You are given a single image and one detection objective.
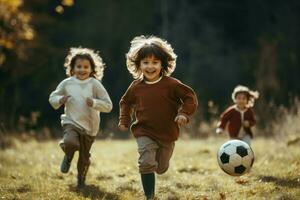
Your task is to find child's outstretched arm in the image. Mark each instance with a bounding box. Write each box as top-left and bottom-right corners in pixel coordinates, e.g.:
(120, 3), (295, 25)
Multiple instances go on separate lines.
(175, 115), (189, 126)
(217, 107), (233, 132)
(216, 127), (224, 134)
(88, 81), (113, 113)
(49, 81), (67, 109)
(118, 84), (135, 131)
(174, 81), (198, 124)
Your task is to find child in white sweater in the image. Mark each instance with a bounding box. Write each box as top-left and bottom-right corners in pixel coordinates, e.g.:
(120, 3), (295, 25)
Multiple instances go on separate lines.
(49, 47), (112, 188)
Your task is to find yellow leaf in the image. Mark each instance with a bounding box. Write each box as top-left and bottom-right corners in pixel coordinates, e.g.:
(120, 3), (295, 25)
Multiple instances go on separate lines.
(61, 0), (74, 7)
(55, 5), (64, 14)
(0, 0), (22, 11)
(0, 39), (14, 49)
(0, 54), (6, 65)
(24, 29), (34, 40)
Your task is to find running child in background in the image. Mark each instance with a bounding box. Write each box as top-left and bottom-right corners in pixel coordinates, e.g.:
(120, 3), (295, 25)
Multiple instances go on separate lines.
(216, 85), (259, 145)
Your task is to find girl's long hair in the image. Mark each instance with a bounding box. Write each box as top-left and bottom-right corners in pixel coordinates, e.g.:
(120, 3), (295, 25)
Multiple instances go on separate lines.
(64, 47), (105, 81)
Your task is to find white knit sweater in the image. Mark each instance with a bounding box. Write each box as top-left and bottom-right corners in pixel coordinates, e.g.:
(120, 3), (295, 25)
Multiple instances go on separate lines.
(49, 77), (112, 136)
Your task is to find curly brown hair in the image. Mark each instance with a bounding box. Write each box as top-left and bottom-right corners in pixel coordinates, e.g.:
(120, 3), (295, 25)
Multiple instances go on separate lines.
(126, 35), (177, 79)
(64, 47), (105, 80)
(231, 85), (259, 107)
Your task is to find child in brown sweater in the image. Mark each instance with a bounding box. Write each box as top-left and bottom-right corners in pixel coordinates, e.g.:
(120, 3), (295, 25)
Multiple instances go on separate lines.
(216, 85), (259, 145)
(118, 35), (198, 199)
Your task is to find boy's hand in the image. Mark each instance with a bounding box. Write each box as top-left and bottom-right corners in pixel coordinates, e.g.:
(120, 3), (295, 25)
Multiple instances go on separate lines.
(86, 97), (93, 107)
(175, 115), (188, 126)
(216, 128), (224, 134)
(118, 124), (128, 131)
(59, 95), (71, 104)
(243, 120), (250, 127)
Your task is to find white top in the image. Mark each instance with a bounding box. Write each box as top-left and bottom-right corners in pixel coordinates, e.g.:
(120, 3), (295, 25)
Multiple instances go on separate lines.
(144, 76), (163, 84)
(49, 77), (113, 136)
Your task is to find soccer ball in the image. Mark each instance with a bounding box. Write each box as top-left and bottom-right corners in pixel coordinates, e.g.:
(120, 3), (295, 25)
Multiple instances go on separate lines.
(217, 140), (254, 176)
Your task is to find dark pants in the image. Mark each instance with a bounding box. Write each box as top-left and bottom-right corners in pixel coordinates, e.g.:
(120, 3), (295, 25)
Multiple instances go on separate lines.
(59, 124), (95, 177)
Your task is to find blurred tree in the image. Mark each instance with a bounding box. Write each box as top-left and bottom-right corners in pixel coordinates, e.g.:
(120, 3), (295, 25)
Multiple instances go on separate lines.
(1, 0), (158, 133)
(0, 0), (34, 66)
(0, 0), (35, 128)
(0, 0), (300, 135)
(164, 0), (300, 124)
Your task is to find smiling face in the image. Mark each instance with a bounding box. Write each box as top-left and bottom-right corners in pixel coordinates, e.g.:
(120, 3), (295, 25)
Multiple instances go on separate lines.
(73, 58), (92, 80)
(235, 92), (249, 109)
(140, 55), (162, 82)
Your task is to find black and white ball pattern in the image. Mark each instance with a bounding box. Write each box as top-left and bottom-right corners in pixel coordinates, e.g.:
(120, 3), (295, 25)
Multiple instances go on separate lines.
(217, 140), (254, 176)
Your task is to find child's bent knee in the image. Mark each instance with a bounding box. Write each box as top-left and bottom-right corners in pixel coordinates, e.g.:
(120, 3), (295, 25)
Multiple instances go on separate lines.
(156, 165), (169, 174)
(63, 140), (80, 151)
(139, 161), (157, 174)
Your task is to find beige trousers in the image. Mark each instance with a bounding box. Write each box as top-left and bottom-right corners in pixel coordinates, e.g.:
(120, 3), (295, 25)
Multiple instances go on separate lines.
(59, 124), (95, 177)
(136, 136), (175, 174)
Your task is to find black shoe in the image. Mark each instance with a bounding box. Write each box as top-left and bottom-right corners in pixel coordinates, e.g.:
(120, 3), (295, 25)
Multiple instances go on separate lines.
(77, 175), (86, 188)
(60, 155), (72, 173)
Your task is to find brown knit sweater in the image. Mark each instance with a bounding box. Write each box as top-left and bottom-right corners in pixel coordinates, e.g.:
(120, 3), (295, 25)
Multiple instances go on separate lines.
(218, 105), (256, 138)
(119, 76), (198, 142)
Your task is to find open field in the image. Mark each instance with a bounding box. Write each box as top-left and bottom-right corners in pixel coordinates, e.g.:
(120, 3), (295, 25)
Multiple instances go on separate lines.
(0, 137), (299, 200)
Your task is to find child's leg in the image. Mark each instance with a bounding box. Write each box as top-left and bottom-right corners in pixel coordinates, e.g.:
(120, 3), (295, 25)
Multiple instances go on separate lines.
(137, 136), (159, 173)
(59, 125), (80, 173)
(77, 133), (95, 186)
(136, 136), (159, 199)
(141, 173), (155, 199)
(241, 134), (251, 146)
(155, 141), (175, 174)
(60, 124), (80, 157)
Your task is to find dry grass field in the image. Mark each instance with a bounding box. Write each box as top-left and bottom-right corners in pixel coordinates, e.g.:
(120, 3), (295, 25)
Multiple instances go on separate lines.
(0, 137), (299, 200)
